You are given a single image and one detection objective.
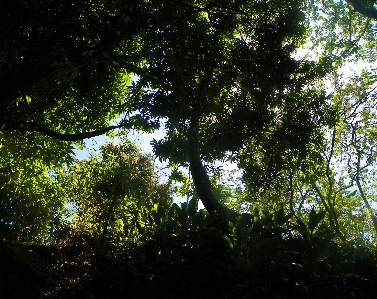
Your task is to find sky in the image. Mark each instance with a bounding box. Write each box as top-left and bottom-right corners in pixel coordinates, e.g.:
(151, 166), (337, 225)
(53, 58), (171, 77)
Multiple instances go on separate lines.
(73, 125), (165, 160)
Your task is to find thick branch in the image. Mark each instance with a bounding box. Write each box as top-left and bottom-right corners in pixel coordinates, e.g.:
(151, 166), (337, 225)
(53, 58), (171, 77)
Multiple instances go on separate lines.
(347, 0), (377, 19)
(0, 121), (125, 141)
(188, 104), (235, 217)
(109, 56), (181, 94)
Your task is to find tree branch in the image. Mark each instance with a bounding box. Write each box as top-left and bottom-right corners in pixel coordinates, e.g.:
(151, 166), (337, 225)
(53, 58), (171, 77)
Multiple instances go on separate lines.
(347, 0), (377, 19)
(354, 148), (377, 236)
(0, 121), (126, 141)
(312, 181), (345, 240)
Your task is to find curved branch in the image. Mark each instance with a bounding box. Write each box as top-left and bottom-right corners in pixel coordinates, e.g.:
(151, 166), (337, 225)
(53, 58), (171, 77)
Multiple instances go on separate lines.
(0, 121), (125, 141)
(188, 102), (235, 217)
(347, 0), (377, 19)
(187, 51), (235, 217)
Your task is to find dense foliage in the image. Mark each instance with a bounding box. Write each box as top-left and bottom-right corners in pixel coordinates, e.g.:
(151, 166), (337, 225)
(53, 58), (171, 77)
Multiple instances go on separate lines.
(1, 0), (377, 298)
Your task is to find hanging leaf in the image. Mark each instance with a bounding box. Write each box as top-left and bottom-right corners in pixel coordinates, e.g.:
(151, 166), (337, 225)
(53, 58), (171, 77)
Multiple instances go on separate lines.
(308, 209), (326, 232)
(236, 216), (249, 250)
(25, 95), (32, 104)
(274, 208), (285, 226)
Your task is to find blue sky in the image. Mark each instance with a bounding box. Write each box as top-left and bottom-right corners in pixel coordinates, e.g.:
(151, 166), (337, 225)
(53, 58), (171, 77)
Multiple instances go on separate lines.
(73, 124), (166, 160)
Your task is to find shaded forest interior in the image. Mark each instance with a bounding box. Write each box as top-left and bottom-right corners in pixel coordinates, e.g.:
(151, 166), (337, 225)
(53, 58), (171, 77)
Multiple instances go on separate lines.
(1, 0), (377, 298)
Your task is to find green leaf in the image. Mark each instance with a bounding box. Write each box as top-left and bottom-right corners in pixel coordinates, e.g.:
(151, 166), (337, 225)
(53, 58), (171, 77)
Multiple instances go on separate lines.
(253, 207), (260, 223)
(222, 233), (234, 249)
(236, 217), (249, 250)
(25, 95), (32, 104)
(315, 249), (330, 261)
(274, 208), (285, 226)
(308, 209), (326, 232)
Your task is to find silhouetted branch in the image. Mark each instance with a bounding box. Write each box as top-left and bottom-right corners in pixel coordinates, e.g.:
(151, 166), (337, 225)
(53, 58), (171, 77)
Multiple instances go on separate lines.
(0, 121), (125, 141)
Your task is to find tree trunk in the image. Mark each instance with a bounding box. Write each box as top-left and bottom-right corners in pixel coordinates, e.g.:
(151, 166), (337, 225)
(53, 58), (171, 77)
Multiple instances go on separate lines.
(188, 101), (235, 217)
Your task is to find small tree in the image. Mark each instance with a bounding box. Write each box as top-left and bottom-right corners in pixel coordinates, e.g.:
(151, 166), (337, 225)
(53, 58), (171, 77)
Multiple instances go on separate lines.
(59, 139), (172, 251)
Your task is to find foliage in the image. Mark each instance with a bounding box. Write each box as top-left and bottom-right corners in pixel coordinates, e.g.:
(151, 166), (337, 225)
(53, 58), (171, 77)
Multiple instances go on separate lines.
(55, 140), (172, 251)
(3, 203), (375, 299)
(131, 0), (326, 181)
(0, 171), (66, 243)
(1, 0), (377, 297)
(238, 0), (377, 243)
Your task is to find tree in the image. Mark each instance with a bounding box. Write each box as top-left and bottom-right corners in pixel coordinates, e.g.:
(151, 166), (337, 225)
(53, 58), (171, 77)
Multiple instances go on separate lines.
(241, 67), (377, 243)
(305, 0), (377, 65)
(2, 2), (377, 297)
(58, 140), (172, 250)
(0, 0), (143, 193)
(233, 0), (377, 243)
(327, 68), (377, 241)
(301, 0), (377, 240)
(127, 0), (326, 216)
(0, 164), (67, 243)
(0, 0), (136, 125)
(1, 0), (327, 220)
